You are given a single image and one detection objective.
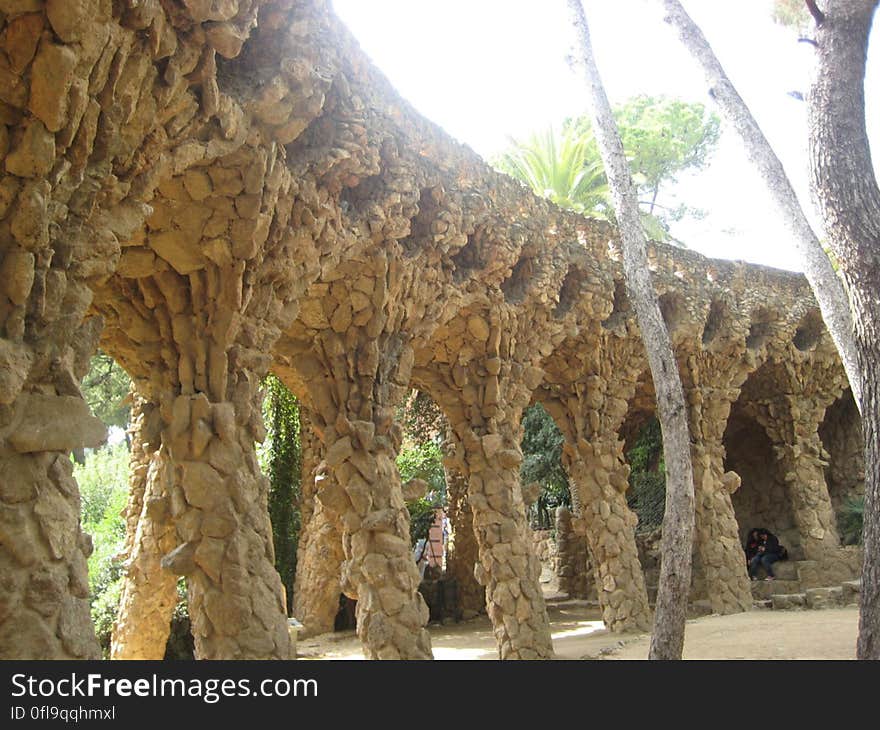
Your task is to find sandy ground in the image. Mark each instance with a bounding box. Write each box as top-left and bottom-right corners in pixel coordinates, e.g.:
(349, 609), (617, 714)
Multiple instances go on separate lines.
(297, 600), (860, 660)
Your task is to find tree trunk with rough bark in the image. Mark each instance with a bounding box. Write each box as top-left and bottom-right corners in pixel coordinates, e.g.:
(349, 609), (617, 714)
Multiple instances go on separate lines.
(806, 0), (880, 660)
(658, 0), (863, 414)
(566, 0), (696, 660)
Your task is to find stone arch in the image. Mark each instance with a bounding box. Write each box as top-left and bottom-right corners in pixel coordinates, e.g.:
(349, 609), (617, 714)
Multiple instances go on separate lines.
(745, 306), (776, 351)
(553, 264), (586, 320)
(399, 186), (443, 257)
(792, 308), (825, 352)
(501, 255), (535, 304)
(701, 297), (732, 349)
(451, 226), (491, 283)
(724, 402), (800, 554)
(657, 290), (687, 338)
(601, 278), (631, 332)
(726, 358), (842, 561)
(818, 388), (864, 531)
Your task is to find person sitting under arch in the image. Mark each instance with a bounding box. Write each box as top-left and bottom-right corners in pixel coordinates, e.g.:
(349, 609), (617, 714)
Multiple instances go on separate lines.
(748, 528), (783, 581)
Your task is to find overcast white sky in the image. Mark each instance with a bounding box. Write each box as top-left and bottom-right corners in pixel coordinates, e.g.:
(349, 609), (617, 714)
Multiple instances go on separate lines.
(332, 0), (878, 273)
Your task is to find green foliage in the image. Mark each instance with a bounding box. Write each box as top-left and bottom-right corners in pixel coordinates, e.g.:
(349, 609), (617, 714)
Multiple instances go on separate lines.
(400, 390), (446, 446)
(494, 125), (610, 217)
(90, 577), (123, 658)
(838, 496), (865, 546)
(625, 417), (667, 532)
(397, 440), (447, 546)
(262, 374), (302, 614)
(626, 417), (664, 474)
(74, 442), (130, 657)
(496, 96), (719, 243)
(406, 496), (443, 548)
(397, 440), (447, 496)
(627, 472), (667, 532)
(612, 95), (720, 209)
(520, 404), (570, 528)
(772, 0), (811, 32)
(82, 352), (133, 431)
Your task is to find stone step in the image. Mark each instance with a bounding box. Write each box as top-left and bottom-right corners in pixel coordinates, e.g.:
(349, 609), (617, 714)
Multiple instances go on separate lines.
(805, 586), (844, 610)
(750, 579), (801, 599)
(771, 561), (799, 581)
(841, 579), (861, 605)
(688, 599), (714, 618)
(771, 593), (807, 610)
(753, 599), (772, 610)
(747, 559), (798, 582)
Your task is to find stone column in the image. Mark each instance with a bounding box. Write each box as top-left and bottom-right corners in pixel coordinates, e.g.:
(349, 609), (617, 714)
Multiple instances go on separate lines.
(453, 420), (554, 659)
(98, 137), (319, 658)
(541, 368), (653, 633)
(287, 252), (433, 660)
(435, 325), (554, 659)
(292, 409), (343, 638)
(149, 383), (290, 659)
(441, 434), (484, 618)
(0, 387), (107, 659)
(111, 395), (179, 659)
(765, 396), (841, 560)
(561, 437), (653, 631)
(687, 379), (753, 614)
(555, 507), (593, 600)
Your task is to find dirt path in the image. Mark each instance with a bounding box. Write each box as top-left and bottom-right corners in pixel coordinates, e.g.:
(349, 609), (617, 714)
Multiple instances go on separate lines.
(297, 602), (860, 660)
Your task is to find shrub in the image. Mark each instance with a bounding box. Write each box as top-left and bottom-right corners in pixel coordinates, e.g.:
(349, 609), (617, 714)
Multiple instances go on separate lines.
(838, 496), (864, 546)
(627, 471), (667, 532)
(73, 442), (130, 657)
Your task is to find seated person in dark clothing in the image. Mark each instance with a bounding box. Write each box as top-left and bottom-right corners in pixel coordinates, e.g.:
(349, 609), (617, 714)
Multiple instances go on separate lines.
(748, 528), (782, 581)
(744, 528), (762, 565)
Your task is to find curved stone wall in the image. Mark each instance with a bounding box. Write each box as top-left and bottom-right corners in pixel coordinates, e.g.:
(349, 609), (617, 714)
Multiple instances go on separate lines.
(0, 0), (858, 660)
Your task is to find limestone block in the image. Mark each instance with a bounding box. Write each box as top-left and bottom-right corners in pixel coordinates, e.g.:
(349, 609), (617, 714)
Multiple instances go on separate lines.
(149, 230), (206, 275)
(402, 478), (428, 502)
(10, 394), (106, 452)
(46, 0), (107, 42)
(4, 12), (43, 73)
(28, 39), (77, 132)
(0, 338), (31, 405)
(5, 119), (55, 178)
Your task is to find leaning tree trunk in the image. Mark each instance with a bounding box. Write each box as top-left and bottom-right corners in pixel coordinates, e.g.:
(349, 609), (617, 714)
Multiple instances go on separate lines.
(566, 0), (696, 660)
(658, 0), (863, 414)
(806, 0), (880, 659)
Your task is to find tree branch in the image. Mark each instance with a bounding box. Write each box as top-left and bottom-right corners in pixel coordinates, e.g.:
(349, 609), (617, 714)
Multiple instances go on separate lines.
(658, 0), (863, 413)
(805, 0), (825, 26)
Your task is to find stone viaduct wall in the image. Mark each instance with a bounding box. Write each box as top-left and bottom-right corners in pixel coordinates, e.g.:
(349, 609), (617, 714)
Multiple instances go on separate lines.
(0, 0), (859, 660)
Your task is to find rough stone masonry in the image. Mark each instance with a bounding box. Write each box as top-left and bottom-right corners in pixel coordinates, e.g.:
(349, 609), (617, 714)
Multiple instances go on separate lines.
(0, 0), (861, 660)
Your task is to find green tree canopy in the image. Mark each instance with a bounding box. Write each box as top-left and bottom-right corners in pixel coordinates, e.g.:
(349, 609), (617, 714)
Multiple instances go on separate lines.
(519, 404), (570, 528)
(495, 95), (720, 242)
(82, 352), (132, 431)
(494, 125), (610, 216)
(261, 374), (302, 614)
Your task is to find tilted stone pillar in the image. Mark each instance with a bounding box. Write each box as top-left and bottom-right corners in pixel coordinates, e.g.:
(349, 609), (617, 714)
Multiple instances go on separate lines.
(685, 376), (753, 614)
(452, 420), (554, 659)
(154, 379), (291, 659)
(0, 385), (106, 659)
(111, 394), (179, 659)
(559, 435), (653, 631)
(292, 409), (344, 638)
(97, 137), (324, 658)
(540, 346), (652, 631)
(286, 253), (433, 660)
(433, 318), (554, 659)
(555, 507), (593, 600)
(758, 396), (841, 560)
(442, 433), (491, 618)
